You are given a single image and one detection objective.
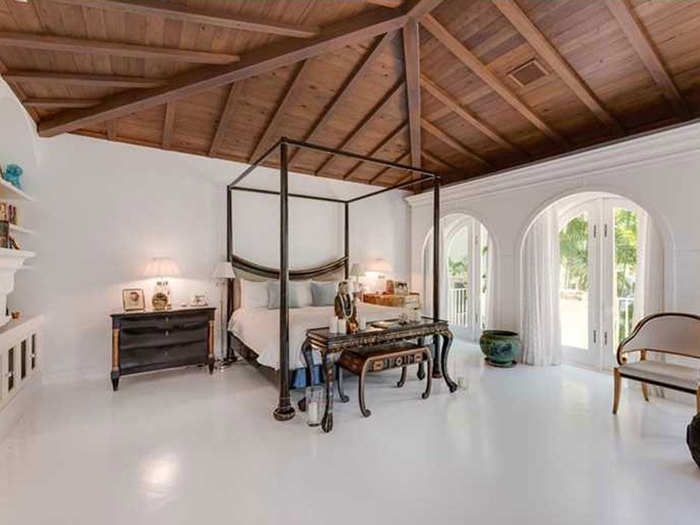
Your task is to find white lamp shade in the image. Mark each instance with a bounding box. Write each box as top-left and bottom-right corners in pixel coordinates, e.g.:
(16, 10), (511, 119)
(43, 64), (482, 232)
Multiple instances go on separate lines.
(368, 258), (392, 274)
(349, 263), (365, 277)
(213, 262), (236, 279)
(145, 257), (180, 278)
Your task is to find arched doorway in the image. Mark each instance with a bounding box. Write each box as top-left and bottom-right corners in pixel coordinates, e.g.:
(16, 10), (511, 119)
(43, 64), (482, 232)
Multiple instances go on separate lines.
(521, 191), (663, 368)
(422, 214), (491, 341)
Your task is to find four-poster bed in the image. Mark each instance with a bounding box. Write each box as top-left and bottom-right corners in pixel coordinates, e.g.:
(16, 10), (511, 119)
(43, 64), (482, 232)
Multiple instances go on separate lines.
(226, 137), (449, 425)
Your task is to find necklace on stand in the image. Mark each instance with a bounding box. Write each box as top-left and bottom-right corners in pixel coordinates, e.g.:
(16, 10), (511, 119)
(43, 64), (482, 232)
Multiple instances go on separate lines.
(339, 293), (352, 320)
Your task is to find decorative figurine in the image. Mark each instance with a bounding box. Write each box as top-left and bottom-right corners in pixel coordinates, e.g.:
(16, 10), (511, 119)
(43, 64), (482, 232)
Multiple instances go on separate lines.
(3, 164), (23, 190)
(334, 280), (358, 332)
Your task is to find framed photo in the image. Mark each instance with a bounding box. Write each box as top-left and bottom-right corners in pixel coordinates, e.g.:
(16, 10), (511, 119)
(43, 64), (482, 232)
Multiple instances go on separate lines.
(122, 288), (145, 312)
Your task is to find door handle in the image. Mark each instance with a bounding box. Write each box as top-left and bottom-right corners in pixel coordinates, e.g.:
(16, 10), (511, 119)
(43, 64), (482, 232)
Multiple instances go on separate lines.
(604, 331), (608, 346)
(593, 330), (597, 344)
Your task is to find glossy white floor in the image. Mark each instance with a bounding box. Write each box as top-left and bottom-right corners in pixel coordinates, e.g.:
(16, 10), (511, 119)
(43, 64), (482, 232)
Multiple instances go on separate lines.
(1, 341), (698, 524)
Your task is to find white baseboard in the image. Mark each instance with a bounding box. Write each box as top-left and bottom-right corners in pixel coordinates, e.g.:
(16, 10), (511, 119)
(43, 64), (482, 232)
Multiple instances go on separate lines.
(0, 372), (40, 443)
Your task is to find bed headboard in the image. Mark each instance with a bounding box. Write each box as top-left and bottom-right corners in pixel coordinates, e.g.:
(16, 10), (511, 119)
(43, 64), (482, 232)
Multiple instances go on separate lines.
(231, 255), (347, 311)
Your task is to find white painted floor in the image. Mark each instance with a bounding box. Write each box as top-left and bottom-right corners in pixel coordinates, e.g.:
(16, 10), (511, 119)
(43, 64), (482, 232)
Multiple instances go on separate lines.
(1, 341), (699, 524)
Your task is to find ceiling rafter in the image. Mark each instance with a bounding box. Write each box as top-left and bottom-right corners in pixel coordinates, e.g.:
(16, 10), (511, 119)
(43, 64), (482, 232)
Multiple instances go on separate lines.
(106, 120), (118, 141)
(249, 60), (314, 162)
(0, 32), (239, 64)
(343, 121), (408, 182)
(420, 73), (522, 155)
(421, 118), (491, 168)
(370, 152), (410, 184)
(288, 31), (398, 169)
(604, 0), (689, 119)
(49, 0), (321, 38)
(3, 70), (168, 89)
(313, 79), (405, 178)
(366, 1), (403, 8)
(420, 14), (568, 148)
(403, 18), (421, 168)
(0, 56), (38, 122)
(422, 149), (455, 171)
(162, 103), (176, 150)
(24, 98), (100, 109)
(493, 0), (623, 135)
(36, 7), (409, 138)
(209, 83), (243, 157)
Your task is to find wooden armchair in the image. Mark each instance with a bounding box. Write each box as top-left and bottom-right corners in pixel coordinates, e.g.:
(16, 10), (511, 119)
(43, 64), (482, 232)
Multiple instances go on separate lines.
(613, 312), (700, 414)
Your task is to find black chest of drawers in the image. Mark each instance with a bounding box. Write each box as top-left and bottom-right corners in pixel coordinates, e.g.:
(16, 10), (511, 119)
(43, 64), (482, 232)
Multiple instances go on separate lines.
(110, 307), (215, 390)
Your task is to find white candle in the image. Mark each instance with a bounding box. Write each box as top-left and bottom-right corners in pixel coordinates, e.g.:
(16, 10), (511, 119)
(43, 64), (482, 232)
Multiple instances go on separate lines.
(308, 401), (319, 425)
(328, 317), (338, 333)
(337, 318), (347, 334)
(359, 317), (367, 330)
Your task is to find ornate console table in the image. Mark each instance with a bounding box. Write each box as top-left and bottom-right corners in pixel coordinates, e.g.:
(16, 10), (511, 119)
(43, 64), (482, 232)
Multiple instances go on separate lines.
(300, 317), (455, 432)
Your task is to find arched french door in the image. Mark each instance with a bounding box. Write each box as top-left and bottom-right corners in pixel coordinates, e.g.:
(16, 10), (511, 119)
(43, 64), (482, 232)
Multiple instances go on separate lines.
(422, 215), (490, 341)
(558, 194), (655, 368)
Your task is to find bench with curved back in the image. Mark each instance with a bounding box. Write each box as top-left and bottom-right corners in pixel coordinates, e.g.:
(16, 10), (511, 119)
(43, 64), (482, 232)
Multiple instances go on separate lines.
(614, 312), (700, 414)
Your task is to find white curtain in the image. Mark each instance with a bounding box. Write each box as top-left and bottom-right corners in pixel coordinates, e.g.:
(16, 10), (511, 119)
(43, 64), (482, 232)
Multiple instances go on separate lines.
(521, 207), (562, 366)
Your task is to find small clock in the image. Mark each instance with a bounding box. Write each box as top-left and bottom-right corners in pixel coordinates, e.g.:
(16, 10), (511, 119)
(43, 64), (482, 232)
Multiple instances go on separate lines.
(152, 292), (169, 311)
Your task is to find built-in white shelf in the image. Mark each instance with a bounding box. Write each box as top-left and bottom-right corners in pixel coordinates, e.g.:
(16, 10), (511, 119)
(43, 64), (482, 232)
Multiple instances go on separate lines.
(0, 178), (33, 201)
(9, 224), (35, 236)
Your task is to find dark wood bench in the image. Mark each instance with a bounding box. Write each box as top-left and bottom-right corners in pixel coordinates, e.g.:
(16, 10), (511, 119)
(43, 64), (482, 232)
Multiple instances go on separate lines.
(338, 342), (432, 417)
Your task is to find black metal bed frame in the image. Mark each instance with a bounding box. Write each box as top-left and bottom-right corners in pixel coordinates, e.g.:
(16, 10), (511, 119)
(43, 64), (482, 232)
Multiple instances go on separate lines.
(226, 137), (441, 421)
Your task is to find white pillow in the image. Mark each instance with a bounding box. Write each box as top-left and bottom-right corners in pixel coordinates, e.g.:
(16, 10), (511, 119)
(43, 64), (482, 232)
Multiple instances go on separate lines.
(239, 279), (268, 309)
(295, 280), (313, 307)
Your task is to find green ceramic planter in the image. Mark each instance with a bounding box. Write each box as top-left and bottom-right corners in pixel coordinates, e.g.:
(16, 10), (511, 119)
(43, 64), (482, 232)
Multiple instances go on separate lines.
(479, 330), (522, 368)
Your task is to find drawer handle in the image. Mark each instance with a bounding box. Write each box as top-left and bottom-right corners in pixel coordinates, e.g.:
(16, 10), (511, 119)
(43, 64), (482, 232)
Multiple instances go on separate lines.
(165, 330), (170, 337)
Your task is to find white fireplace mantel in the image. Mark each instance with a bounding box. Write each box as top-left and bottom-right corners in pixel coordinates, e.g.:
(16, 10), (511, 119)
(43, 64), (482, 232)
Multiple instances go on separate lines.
(0, 248), (34, 327)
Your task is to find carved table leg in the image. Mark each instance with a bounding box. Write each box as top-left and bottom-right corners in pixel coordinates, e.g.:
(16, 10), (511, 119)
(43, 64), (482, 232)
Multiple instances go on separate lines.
(422, 350), (433, 400)
(111, 328), (120, 392)
(397, 366), (408, 388)
(417, 336), (426, 379)
(432, 334), (443, 379)
(440, 330), (458, 392)
(321, 351), (335, 433)
(358, 361), (371, 418)
(336, 363), (349, 402)
(298, 339), (313, 412)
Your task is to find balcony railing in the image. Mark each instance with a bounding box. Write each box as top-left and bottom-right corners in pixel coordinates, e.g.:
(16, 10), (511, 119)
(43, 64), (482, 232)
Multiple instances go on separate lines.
(448, 286), (469, 326)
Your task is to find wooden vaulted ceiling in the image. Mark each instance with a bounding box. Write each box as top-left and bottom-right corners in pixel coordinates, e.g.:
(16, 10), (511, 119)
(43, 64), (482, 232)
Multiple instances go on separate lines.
(1, 0), (699, 188)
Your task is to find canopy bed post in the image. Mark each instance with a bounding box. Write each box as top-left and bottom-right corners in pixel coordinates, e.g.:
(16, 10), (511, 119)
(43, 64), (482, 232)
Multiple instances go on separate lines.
(274, 139), (295, 421)
(344, 202), (350, 279)
(432, 177), (442, 378)
(226, 187), (234, 357)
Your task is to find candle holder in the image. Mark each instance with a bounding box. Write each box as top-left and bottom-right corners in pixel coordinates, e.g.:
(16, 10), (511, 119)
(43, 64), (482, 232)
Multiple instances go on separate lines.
(305, 385), (325, 427)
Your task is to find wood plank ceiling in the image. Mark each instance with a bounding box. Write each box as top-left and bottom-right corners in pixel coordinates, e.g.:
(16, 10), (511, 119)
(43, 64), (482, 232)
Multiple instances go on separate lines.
(1, 0), (699, 188)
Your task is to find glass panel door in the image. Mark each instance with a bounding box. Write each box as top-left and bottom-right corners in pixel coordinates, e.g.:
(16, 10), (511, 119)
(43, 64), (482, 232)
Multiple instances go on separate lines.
(559, 208), (597, 366)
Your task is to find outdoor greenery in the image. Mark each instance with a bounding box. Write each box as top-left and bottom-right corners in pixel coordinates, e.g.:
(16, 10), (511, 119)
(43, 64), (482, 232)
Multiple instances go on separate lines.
(559, 214), (589, 290)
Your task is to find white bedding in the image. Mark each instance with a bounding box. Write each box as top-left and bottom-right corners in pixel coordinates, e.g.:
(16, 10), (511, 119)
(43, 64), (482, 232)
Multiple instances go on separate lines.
(229, 303), (404, 369)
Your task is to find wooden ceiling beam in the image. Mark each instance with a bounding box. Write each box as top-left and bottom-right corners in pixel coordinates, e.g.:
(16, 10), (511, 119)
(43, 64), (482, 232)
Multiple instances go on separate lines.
(404, 0), (445, 19)
(403, 19), (421, 168)
(421, 118), (491, 168)
(250, 60), (313, 162)
(162, 103), (176, 150)
(3, 70), (167, 88)
(421, 14), (568, 148)
(0, 32), (239, 65)
(314, 80), (404, 178)
(367, 0), (403, 7)
(343, 121), (408, 181)
(49, 0), (320, 39)
(370, 152), (411, 184)
(289, 31), (397, 168)
(37, 7), (407, 138)
(209, 83), (243, 157)
(106, 120), (118, 141)
(24, 98), (101, 108)
(604, 0), (689, 119)
(420, 73), (522, 154)
(493, 0), (623, 135)
(0, 56), (38, 121)
(422, 149), (455, 171)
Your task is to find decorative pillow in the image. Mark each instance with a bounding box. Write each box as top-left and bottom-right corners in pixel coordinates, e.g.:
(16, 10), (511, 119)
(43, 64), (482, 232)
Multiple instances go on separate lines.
(239, 279), (269, 309)
(295, 280), (313, 307)
(311, 281), (338, 307)
(267, 281), (308, 309)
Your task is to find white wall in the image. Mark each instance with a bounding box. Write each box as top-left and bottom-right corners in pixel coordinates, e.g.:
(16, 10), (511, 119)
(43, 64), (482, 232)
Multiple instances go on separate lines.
(408, 120), (700, 331)
(0, 79), (410, 383)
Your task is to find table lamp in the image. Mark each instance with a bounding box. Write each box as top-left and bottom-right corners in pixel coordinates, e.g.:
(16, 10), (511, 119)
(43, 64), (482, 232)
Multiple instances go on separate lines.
(213, 261), (236, 368)
(145, 257), (179, 310)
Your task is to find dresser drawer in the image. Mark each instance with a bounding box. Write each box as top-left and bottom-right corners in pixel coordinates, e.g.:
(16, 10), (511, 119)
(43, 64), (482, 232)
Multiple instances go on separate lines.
(120, 341), (206, 373)
(120, 323), (208, 352)
(119, 312), (210, 331)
